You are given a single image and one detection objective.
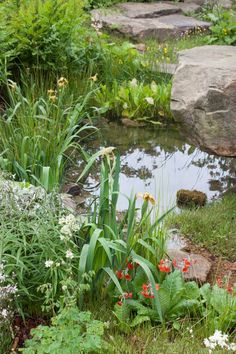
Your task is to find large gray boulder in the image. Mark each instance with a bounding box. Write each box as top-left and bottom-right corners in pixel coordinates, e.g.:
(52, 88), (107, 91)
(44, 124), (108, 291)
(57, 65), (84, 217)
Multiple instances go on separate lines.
(171, 45), (236, 157)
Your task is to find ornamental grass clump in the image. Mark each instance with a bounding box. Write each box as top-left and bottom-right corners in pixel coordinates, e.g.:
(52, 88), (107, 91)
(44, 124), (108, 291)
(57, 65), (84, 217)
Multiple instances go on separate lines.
(0, 77), (95, 191)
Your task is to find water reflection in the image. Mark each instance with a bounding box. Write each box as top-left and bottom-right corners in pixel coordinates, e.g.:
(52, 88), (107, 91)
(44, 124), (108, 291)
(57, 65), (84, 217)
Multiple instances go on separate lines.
(78, 121), (236, 211)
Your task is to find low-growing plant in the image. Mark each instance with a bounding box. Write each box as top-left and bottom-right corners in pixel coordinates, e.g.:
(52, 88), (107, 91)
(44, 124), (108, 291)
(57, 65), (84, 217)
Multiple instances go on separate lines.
(95, 79), (172, 123)
(21, 307), (108, 354)
(0, 76), (95, 191)
(202, 6), (236, 45)
(201, 282), (236, 333)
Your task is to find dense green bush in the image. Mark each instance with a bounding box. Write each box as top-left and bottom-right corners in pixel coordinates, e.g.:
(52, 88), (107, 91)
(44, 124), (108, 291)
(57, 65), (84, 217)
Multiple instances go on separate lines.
(0, 0), (98, 73)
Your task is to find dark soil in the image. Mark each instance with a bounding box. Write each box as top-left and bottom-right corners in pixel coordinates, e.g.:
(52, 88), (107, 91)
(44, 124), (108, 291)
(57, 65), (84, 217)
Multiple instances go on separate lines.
(183, 238), (236, 287)
(12, 316), (49, 353)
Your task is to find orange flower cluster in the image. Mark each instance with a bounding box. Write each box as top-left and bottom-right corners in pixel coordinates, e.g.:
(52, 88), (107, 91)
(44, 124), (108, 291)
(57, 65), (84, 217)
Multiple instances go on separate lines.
(117, 292), (133, 306)
(141, 283), (159, 299)
(158, 258), (193, 273)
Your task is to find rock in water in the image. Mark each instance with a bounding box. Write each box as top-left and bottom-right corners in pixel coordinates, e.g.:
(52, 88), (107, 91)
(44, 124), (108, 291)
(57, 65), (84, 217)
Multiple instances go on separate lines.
(177, 189), (207, 207)
(171, 45), (236, 157)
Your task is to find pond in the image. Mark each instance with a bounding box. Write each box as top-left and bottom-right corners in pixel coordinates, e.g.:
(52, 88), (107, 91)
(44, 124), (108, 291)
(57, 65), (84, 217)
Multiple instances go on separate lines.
(75, 121), (236, 212)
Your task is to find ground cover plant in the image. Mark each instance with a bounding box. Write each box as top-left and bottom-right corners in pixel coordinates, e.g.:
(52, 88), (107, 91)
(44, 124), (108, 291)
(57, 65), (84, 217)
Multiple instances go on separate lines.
(167, 195), (236, 262)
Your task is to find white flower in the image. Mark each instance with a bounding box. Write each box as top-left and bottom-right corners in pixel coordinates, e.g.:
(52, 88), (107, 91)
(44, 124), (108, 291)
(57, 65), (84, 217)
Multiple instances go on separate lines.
(60, 224), (72, 236)
(145, 97), (154, 105)
(129, 78), (138, 88)
(1, 309), (8, 318)
(62, 285), (67, 291)
(204, 330), (235, 353)
(123, 102), (128, 110)
(66, 250), (74, 259)
(45, 260), (54, 268)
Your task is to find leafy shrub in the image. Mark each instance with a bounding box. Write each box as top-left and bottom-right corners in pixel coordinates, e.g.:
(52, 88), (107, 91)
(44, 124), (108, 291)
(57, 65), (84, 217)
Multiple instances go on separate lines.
(0, 77), (95, 191)
(95, 79), (172, 123)
(203, 6), (236, 45)
(201, 283), (236, 333)
(0, 0), (89, 72)
(0, 182), (83, 314)
(21, 307), (107, 354)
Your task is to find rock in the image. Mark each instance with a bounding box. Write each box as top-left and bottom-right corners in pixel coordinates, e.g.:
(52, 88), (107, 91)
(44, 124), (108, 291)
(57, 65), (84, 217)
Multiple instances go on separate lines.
(93, 10), (210, 41)
(173, 2), (202, 14)
(60, 193), (77, 213)
(168, 249), (211, 283)
(117, 2), (181, 18)
(171, 45), (236, 157)
(121, 118), (146, 127)
(62, 183), (81, 196)
(176, 189), (207, 207)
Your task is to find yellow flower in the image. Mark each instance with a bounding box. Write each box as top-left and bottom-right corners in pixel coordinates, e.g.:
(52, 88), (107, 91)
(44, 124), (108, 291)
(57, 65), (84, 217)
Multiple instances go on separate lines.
(158, 111), (165, 117)
(57, 77), (68, 88)
(137, 192), (156, 205)
(89, 73), (98, 82)
(100, 146), (115, 157)
(47, 89), (55, 95)
(163, 47), (168, 55)
(49, 95), (57, 103)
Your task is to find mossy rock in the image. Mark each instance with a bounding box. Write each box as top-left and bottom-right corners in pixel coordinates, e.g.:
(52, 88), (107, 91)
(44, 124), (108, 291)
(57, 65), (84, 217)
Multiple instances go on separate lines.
(176, 189), (207, 208)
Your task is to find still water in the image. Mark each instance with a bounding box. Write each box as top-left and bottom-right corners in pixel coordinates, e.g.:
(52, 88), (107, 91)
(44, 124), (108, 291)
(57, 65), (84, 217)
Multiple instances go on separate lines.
(78, 121), (236, 211)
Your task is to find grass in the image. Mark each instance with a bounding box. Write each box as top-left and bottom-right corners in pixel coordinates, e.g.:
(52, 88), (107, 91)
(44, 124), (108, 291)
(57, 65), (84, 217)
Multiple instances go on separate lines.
(0, 73), (96, 191)
(92, 303), (236, 354)
(166, 195), (236, 262)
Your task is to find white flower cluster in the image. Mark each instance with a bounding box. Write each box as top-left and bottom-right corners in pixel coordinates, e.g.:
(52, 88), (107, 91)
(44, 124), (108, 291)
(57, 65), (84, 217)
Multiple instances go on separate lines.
(0, 263), (17, 323)
(59, 214), (79, 240)
(204, 330), (236, 353)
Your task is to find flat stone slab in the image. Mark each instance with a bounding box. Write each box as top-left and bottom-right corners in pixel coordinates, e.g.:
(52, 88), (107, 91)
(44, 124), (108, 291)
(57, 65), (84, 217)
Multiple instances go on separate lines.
(117, 2), (181, 18)
(172, 2), (202, 14)
(168, 249), (211, 283)
(92, 10), (210, 41)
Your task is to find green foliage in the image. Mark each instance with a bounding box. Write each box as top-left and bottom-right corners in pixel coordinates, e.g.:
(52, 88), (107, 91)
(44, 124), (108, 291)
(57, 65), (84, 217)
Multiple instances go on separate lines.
(167, 195), (236, 261)
(0, 76), (95, 191)
(0, 0), (92, 72)
(0, 185), (81, 314)
(86, 0), (155, 9)
(95, 79), (172, 123)
(203, 6), (236, 45)
(21, 307), (107, 354)
(201, 283), (236, 333)
(114, 270), (200, 328)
